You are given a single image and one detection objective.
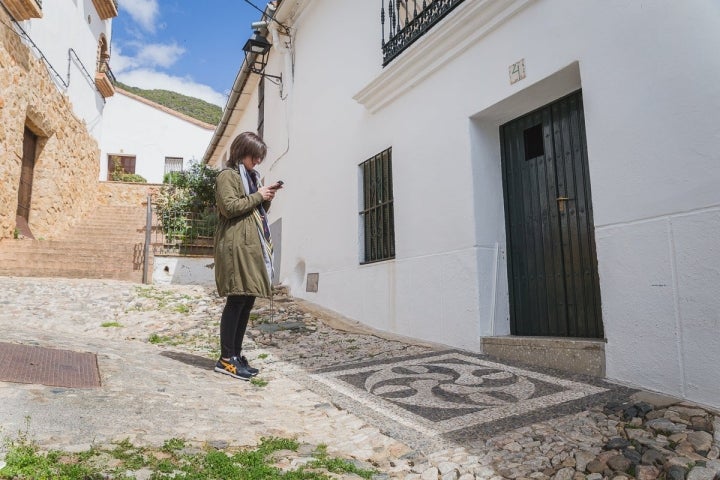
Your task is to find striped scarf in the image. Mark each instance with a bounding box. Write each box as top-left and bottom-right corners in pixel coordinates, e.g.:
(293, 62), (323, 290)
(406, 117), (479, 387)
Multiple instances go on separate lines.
(239, 166), (273, 282)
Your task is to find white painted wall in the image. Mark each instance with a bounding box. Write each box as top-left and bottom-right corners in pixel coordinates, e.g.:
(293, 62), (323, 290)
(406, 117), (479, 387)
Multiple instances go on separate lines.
(100, 91), (214, 183)
(153, 256), (215, 286)
(211, 0), (720, 408)
(19, 0), (111, 140)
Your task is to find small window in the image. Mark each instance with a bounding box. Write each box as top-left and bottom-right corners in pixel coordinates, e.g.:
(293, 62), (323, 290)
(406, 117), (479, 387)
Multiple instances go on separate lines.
(523, 124), (544, 160)
(107, 154), (136, 180)
(164, 157), (183, 175)
(359, 148), (395, 263)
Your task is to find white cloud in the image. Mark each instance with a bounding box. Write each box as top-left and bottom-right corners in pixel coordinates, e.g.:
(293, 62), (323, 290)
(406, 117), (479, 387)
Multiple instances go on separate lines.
(112, 42), (184, 70)
(119, 0), (159, 33)
(135, 43), (185, 68)
(111, 3), (226, 109)
(110, 45), (135, 73)
(115, 68), (227, 108)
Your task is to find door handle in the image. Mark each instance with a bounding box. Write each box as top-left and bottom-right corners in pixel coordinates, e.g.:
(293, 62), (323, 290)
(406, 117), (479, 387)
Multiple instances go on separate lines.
(556, 196), (572, 213)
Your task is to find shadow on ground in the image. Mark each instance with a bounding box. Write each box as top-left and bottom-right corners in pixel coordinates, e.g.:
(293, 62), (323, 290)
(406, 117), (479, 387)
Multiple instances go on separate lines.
(160, 350), (215, 370)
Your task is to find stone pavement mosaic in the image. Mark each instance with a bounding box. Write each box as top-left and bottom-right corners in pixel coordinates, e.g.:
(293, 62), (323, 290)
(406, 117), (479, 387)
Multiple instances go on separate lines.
(298, 350), (627, 452)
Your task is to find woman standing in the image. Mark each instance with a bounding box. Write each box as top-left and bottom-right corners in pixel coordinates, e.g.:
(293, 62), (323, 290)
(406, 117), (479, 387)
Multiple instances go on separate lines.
(213, 132), (282, 380)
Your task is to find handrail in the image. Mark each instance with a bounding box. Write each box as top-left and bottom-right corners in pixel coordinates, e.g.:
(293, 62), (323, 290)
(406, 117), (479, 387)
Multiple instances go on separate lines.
(0, 6), (110, 103)
(142, 195), (152, 284)
(0, 4), (66, 87)
(67, 48), (113, 102)
(67, 48), (95, 88)
(102, 61), (117, 84)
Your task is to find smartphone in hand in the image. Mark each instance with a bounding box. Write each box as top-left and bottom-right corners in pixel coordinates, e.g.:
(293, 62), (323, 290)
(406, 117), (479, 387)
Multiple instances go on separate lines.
(270, 180), (284, 190)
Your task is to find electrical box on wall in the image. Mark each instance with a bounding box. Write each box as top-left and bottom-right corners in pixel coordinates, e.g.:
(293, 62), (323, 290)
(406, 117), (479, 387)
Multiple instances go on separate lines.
(306, 273), (319, 292)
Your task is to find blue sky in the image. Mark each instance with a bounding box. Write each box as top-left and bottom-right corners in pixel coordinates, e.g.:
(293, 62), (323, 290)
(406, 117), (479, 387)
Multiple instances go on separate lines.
(112, 0), (264, 107)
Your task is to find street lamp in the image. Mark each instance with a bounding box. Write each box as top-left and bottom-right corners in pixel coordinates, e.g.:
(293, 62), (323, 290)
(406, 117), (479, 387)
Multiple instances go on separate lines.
(242, 29), (282, 82)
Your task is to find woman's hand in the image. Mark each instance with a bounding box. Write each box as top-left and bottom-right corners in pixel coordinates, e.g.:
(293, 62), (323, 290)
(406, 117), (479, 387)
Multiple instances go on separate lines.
(258, 186), (276, 201)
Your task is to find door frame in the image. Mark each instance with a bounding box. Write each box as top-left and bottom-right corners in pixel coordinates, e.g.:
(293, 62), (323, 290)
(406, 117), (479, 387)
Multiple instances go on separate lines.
(499, 90), (603, 338)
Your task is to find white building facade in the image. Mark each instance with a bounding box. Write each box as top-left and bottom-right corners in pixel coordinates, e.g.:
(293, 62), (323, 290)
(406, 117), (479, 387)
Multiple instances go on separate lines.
(205, 0), (720, 409)
(101, 88), (215, 183)
(6, 0), (116, 139)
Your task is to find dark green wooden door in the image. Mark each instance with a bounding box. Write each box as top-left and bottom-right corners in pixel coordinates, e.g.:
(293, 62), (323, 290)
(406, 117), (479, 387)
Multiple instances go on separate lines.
(500, 91), (603, 338)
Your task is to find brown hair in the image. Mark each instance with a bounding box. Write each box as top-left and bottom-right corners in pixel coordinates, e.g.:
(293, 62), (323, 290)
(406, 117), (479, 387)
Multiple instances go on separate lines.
(226, 132), (267, 169)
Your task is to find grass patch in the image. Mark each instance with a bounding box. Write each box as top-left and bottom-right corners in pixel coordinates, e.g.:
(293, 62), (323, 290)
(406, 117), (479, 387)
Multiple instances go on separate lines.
(257, 353), (269, 360)
(162, 438), (185, 452)
(149, 333), (168, 345)
(308, 443), (375, 479)
(0, 434), (375, 480)
(147, 333), (183, 346)
(101, 321), (123, 328)
(250, 377), (268, 387)
(174, 304), (191, 314)
(131, 286), (197, 313)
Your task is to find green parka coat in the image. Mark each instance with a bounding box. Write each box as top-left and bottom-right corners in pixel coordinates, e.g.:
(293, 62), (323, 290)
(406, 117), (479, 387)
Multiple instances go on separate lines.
(214, 168), (272, 298)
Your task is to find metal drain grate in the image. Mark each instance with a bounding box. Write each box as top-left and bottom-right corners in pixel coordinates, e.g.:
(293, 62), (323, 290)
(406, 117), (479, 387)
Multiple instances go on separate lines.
(0, 342), (101, 388)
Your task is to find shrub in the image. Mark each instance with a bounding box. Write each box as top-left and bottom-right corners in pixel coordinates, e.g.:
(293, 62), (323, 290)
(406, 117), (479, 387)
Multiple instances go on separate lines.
(116, 173), (147, 183)
(110, 158), (147, 183)
(155, 162), (219, 245)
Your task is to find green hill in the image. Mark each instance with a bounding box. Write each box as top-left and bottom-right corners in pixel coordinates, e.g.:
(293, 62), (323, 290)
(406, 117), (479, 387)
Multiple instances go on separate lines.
(116, 82), (222, 126)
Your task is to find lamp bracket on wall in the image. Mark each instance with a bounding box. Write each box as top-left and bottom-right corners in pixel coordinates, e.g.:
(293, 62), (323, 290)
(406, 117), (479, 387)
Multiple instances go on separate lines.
(242, 29), (283, 85)
(248, 63), (282, 83)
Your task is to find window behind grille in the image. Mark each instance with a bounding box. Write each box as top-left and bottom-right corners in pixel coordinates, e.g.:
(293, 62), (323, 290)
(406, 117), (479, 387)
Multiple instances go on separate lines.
(359, 148), (395, 263)
(164, 157), (183, 175)
(107, 154), (136, 180)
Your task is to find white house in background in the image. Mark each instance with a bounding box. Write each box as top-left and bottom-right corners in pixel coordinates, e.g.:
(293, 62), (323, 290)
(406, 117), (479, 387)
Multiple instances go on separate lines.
(204, 0), (720, 409)
(100, 87), (215, 183)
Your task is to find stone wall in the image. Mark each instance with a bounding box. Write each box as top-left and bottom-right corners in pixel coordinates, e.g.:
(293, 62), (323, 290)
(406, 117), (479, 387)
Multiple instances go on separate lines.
(0, 8), (100, 240)
(96, 181), (164, 208)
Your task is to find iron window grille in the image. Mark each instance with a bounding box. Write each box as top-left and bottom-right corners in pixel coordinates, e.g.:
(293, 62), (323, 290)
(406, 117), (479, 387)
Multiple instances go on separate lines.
(360, 148), (395, 263)
(107, 154), (135, 179)
(164, 157), (183, 175)
(381, 0), (466, 66)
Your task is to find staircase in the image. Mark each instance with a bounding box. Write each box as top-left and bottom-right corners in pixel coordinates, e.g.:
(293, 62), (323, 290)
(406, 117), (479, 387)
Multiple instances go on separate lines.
(0, 205), (149, 282)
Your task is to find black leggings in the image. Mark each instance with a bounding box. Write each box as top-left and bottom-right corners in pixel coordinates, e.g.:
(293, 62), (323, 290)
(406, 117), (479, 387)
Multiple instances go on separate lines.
(219, 295), (256, 359)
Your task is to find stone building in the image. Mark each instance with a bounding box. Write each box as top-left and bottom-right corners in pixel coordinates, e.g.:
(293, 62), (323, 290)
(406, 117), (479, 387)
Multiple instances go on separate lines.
(0, 0), (118, 240)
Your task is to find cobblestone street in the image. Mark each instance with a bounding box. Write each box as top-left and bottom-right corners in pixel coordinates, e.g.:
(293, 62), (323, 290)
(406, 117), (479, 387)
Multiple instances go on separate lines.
(0, 276), (718, 479)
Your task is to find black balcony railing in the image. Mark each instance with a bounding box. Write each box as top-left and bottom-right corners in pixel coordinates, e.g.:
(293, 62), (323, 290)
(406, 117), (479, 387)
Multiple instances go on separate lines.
(99, 60), (117, 84)
(381, 0), (466, 66)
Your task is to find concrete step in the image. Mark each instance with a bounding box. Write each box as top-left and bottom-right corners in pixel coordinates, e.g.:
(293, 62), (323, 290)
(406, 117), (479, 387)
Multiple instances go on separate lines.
(0, 240), (143, 253)
(0, 254), (142, 266)
(480, 336), (606, 377)
(0, 254), (146, 279)
(61, 234), (147, 243)
(0, 203), (176, 283)
(0, 267), (143, 282)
